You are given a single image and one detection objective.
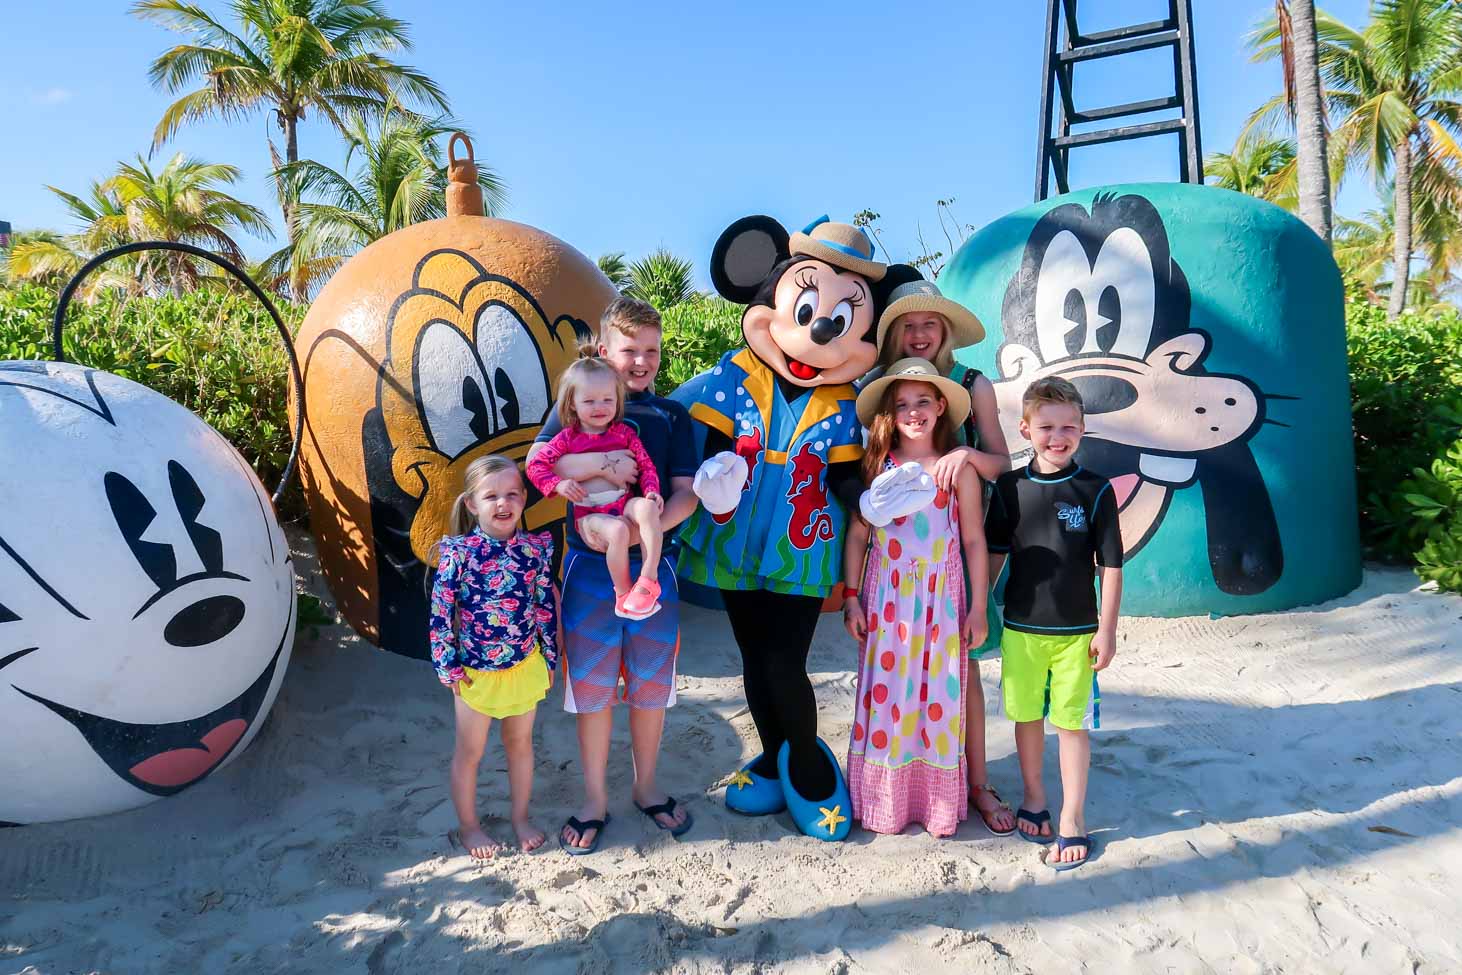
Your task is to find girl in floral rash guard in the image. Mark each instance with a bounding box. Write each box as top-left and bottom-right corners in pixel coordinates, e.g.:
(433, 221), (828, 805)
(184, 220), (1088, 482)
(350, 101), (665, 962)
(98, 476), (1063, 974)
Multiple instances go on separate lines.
(429, 455), (560, 859)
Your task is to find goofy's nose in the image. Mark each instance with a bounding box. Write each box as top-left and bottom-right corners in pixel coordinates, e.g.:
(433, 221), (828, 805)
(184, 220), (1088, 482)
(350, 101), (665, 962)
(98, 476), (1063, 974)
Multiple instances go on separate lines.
(1068, 375), (1137, 414)
(809, 316), (842, 345)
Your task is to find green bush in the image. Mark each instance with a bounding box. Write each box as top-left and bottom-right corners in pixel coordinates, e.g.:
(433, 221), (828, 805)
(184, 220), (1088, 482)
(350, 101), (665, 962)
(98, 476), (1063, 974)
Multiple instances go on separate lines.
(656, 295), (744, 395)
(0, 284), (308, 519)
(1345, 301), (1462, 563)
(1404, 437), (1462, 594)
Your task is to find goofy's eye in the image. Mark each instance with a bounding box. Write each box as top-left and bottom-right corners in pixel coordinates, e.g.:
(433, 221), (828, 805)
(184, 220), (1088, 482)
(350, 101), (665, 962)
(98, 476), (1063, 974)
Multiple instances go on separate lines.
(795, 287), (818, 326)
(829, 300), (855, 338)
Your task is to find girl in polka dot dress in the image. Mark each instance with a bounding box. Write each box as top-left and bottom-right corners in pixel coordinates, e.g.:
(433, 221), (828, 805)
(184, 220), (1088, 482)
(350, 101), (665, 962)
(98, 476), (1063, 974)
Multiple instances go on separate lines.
(841, 362), (989, 836)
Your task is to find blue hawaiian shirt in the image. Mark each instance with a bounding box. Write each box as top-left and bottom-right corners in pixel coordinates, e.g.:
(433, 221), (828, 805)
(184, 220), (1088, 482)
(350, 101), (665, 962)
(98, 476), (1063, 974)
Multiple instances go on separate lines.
(429, 528), (558, 685)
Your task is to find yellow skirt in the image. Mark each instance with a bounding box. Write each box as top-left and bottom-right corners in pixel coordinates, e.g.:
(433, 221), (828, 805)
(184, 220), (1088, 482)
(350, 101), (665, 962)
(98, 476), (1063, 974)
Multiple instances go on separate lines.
(459, 650), (551, 718)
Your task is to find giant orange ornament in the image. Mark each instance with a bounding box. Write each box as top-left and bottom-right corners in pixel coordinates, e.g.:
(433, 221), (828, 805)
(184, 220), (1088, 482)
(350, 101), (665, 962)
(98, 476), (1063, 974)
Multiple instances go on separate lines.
(291, 134), (615, 657)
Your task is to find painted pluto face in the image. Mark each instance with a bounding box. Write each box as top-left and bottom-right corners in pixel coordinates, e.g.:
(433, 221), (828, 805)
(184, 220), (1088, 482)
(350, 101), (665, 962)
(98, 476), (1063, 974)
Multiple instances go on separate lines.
(0, 361), (294, 824)
(361, 249), (590, 654)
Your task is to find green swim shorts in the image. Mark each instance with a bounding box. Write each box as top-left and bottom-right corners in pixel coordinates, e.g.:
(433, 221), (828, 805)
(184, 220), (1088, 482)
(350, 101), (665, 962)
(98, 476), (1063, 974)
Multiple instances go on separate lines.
(1000, 629), (1101, 731)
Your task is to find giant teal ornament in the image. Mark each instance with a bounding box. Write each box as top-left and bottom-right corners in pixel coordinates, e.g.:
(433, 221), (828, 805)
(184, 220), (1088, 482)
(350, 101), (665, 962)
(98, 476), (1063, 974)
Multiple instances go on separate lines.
(940, 183), (1360, 616)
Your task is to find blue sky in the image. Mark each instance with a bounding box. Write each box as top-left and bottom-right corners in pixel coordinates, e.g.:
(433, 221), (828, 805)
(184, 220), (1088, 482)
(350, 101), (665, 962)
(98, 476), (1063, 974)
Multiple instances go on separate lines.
(2, 1), (1376, 286)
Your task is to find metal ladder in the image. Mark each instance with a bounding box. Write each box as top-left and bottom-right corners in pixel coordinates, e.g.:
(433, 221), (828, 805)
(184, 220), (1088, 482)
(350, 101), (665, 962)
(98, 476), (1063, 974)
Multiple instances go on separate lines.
(1034, 0), (1203, 200)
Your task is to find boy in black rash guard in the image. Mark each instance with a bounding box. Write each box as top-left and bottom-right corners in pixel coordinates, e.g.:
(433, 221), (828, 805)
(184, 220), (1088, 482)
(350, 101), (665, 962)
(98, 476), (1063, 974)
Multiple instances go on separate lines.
(985, 376), (1123, 870)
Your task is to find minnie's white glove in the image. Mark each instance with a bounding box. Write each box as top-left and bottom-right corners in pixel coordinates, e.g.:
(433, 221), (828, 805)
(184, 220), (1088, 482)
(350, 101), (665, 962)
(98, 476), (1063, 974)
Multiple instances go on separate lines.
(858, 461), (936, 527)
(693, 451), (749, 516)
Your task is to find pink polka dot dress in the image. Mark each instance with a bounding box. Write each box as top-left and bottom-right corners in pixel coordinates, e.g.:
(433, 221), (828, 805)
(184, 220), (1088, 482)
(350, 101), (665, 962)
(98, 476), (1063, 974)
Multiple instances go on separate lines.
(847, 458), (968, 837)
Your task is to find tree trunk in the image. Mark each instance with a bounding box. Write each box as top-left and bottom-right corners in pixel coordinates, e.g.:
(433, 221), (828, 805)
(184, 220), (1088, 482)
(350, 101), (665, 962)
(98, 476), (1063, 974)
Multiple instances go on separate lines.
(1388, 135), (1413, 319)
(283, 111), (300, 246)
(1289, 0), (1332, 244)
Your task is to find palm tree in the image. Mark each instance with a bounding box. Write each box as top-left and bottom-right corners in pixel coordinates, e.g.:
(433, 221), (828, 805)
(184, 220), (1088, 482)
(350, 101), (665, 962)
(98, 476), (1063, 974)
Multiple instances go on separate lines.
(1334, 190), (1461, 308)
(1205, 135), (1299, 205)
(2, 230), (88, 290)
(1269, 0), (1335, 242)
(1248, 1), (1462, 317)
(626, 249), (696, 310)
(277, 109), (505, 296)
(597, 252), (632, 291)
(133, 0), (449, 257)
(109, 153), (273, 294)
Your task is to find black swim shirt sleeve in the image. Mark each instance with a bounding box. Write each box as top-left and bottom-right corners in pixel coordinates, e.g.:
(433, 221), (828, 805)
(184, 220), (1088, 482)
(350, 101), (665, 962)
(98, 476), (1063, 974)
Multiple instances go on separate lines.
(666, 400), (698, 478)
(1092, 480), (1124, 568)
(985, 477), (1012, 553)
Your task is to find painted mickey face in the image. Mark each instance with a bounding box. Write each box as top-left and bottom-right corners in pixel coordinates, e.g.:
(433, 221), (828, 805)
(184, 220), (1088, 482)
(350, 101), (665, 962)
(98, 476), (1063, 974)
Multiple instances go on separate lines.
(0, 362), (294, 824)
(743, 259), (879, 388)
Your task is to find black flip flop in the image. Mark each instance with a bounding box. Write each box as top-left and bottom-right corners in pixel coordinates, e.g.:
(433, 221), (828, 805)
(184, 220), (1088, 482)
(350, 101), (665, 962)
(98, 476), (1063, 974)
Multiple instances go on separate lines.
(558, 813), (611, 856)
(1015, 807), (1055, 844)
(635, 795), (693, 838)
(1048, 834), (1095, 871)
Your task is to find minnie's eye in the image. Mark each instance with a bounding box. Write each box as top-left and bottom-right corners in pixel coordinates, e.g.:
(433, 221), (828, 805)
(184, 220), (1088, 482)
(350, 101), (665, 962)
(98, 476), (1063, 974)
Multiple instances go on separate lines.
(830, 300), (855, 338)
(795, 287), (818, 326)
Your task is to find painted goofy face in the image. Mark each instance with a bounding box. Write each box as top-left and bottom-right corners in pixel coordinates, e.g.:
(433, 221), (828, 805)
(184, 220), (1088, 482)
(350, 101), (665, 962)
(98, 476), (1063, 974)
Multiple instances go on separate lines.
(742, 259), (878, 387)
(0, 362), (294, 824)
(994, 193), (1284, 595)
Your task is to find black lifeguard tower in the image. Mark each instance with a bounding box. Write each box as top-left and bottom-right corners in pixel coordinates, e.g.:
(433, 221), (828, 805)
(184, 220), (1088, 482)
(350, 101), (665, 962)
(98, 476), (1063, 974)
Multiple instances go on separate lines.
(1034, 0), (1203, 200)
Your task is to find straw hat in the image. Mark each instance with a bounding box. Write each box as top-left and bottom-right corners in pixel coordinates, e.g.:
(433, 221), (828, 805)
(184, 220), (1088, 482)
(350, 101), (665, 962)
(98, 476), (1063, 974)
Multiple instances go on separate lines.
(856, 357), (971, 427)
(876, 280), (985, 350)
(788, 216), (887, 281)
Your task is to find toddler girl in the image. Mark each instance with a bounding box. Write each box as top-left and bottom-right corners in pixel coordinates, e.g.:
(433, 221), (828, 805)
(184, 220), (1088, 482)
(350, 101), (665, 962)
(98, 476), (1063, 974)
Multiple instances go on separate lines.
(430, 455), (558, 858)
(527, 357), (665, 619)
(842, 358), (990, 837)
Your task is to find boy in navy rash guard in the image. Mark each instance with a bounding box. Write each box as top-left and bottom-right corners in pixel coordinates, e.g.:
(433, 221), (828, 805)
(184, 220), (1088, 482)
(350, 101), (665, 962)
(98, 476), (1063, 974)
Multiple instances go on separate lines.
(985, 375), (1123, 870)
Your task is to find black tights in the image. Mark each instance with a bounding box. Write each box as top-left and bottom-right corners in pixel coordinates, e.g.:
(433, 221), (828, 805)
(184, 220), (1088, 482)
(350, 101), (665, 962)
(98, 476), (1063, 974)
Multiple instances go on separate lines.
(721, 588), (836, 799)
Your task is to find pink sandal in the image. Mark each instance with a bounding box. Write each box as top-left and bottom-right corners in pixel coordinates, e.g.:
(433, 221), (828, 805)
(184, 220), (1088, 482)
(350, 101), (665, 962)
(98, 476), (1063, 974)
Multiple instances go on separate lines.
(617, 578), (662, 620)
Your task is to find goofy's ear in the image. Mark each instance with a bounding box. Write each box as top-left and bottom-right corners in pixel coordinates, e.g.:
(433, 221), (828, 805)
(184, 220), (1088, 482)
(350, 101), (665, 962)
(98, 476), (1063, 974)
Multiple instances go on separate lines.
(871, 263), (924, 314)
(711, 215), (790, 304)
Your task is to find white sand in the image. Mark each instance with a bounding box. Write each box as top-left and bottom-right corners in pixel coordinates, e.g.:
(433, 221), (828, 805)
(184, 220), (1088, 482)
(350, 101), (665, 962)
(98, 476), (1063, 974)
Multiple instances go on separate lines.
(4, 534), (1461, 974)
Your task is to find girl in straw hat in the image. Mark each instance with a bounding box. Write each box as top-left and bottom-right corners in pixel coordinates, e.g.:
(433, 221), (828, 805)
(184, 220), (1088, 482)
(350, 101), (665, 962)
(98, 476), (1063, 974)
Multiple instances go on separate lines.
(866, 281), (1017, 836)
(841, 359), (989, 836)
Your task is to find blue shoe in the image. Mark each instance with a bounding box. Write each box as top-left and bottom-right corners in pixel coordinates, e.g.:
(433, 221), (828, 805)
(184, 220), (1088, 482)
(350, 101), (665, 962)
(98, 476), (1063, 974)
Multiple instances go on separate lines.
(724, 755), (786, 815)
(776, 738), (852, 842)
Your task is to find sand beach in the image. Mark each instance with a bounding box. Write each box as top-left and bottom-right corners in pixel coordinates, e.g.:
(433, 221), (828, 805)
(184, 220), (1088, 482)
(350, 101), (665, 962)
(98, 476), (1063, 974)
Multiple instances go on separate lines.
(3, 534), (1460, 974)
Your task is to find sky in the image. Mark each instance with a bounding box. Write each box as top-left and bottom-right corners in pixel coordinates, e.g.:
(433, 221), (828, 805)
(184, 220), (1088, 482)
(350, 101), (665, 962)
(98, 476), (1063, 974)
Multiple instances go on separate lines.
(1, 0), (1377, 288)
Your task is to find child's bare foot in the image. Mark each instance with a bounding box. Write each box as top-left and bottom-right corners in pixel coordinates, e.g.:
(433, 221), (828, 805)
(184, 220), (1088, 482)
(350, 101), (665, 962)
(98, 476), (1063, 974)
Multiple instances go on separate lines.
(1047, 812), (1090, 865)
(513, 816), (546, 852)
(453, 823), (501, 860)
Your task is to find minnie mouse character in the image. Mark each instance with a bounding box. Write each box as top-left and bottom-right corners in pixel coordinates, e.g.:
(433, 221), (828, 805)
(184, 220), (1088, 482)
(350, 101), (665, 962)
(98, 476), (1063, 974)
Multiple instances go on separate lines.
(680, 215), (917, 840)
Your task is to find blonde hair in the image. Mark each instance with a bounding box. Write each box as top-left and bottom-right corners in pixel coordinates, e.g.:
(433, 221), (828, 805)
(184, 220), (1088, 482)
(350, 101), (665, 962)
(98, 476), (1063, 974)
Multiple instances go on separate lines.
(879, 312), (955, 375)
(1021, 375), (1084, 420)
(555, 356), (625, 429)
(448, 454), (522, 536)
(600, 296), (662, 342)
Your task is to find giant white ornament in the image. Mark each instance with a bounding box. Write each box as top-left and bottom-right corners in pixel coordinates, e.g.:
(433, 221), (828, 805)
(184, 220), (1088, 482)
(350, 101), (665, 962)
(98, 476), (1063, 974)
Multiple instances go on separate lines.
(0, 360), (295, 824)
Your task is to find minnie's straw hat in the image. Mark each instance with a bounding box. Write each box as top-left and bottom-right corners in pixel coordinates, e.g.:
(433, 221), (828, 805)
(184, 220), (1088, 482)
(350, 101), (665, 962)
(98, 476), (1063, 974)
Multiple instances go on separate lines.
(788, 216), (887, 281)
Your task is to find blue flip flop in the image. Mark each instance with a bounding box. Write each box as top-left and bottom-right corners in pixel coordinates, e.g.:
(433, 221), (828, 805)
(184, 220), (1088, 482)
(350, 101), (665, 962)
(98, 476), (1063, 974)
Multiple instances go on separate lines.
(635, 795), (693, 838)
(777, 738), (852, 842)
(558, 813), (611, 856)
(1049, 834), (1095, 871)
(1015, 807), (1055, 844)
(724, 755), (787, 816)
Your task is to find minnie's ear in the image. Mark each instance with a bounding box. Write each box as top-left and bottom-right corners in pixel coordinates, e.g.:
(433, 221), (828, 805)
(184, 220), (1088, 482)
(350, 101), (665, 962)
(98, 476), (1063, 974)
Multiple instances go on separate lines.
(871, 263), (924, 312)
(711, 215), (790, 304)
